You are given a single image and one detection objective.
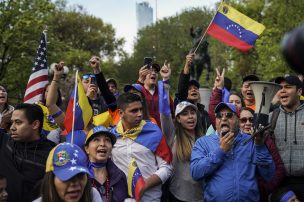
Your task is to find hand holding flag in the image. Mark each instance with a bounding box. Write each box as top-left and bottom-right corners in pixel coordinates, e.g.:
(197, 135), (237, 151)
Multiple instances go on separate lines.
(127, 158), (145, 202)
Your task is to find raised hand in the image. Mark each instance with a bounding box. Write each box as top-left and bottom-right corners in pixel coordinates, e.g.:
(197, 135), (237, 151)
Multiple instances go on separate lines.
(89, 56), (101, 73)
(53, 61), (65, 80)
(160, 61), (171, 81)
(184, 54), (194, 74)
(138, 65), (150, 83)
(219, 131), (235, 153)
(213, 68), (225, 90)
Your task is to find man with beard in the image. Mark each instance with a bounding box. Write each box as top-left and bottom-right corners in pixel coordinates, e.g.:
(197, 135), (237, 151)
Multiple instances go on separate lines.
(241, 74), (260, 110)
(190, 102), (274, 201)
(272, 75), (304, 199)
(175, 54), (211, 132)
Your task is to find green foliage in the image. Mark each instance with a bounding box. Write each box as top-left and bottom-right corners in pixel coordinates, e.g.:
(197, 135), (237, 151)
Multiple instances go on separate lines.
(0, 0), (124, 103)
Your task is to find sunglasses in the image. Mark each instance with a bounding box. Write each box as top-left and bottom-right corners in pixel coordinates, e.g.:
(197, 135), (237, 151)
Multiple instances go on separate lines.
(215, 112), (234, 119)
(82, 74), (95, 80)
(240, 117), (254, 124)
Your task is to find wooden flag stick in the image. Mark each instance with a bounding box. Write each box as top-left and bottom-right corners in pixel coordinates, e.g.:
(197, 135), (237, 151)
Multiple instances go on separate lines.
(193, 1), (223, 54)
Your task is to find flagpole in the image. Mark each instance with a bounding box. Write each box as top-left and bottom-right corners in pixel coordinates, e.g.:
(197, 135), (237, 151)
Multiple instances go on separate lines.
(43, 25), (48, 41)
(71, 70), (78, 144)
(193, 1), (223, 54)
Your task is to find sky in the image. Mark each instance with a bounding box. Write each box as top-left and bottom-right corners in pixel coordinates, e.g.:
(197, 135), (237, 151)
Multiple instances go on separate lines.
(68, 0), (218, 53)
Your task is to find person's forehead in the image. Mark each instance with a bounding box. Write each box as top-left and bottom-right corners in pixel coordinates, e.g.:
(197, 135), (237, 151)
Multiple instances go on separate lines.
(229, 94), (241, 100)
(219, 107), (232, 113)
(240, 110), (253, 117)
(280, 80), (295, 87)
(242, 81), (251, 86)
(126, 101), (142, 109)
(12, 110), (27, 120)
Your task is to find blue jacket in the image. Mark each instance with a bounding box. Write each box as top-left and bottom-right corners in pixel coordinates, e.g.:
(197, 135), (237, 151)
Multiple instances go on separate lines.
(190, 131), (275, 202)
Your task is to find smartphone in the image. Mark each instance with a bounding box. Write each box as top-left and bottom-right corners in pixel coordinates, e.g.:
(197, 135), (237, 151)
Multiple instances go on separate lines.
(144, 57), (153, 68)
(90, 76), (97, 85)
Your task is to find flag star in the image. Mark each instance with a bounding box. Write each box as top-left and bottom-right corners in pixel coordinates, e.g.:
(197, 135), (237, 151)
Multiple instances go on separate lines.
(75, 150), (79, 153)
(41, 40), (44, 43)
(37, 56), (41, 60)
(40, 52), (44, 56)
(43, 59), (46, 62)
(32, 67), (36, 71)
(73, 152), (78, 157)
(40, 64), (44, 67)
(34, 62), (38, 65)
(78, 168), (86, 171)
(43, 47), (46, 51)
(71, 159), (77, 165)
(69, 166), (76, 171)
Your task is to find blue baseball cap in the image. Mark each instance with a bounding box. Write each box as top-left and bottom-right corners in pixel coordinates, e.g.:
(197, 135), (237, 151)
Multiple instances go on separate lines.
(124, 84), (143, 93)
(215, 102), (239, 117)
(46, 142), (91, 181)
(85, 126), (116, 145)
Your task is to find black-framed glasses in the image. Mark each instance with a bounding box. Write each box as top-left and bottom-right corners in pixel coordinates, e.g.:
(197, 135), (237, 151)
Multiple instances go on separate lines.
(215, 112), (234, 119)
(82, 74), (95, 80)
(240, 117), (254, 124)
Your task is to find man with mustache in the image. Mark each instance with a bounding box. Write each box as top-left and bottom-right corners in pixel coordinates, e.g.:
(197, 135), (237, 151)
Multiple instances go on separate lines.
(190, 102), (274, 201)
(241, 74), (260, 111)
(272, 75), (304, 200)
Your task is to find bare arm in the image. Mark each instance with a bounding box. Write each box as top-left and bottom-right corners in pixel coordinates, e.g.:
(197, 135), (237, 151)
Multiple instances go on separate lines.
(46, 62), (65, 129)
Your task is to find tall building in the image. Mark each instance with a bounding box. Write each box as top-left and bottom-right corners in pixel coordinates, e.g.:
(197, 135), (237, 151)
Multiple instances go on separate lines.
(136, 1), (153, 31)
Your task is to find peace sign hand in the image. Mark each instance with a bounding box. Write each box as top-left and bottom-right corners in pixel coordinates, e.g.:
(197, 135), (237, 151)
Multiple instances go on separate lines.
(213, 67), (225, 90)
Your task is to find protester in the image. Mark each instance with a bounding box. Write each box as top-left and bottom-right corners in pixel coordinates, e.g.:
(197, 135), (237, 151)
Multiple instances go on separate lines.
(106, 78), (120, 99)
(190, 102), (275, 201)
(270, 187), (300, 202)
(239, 107), (285, 201)
(271, 75), (304, 199)
(137, 61), (175, 128)
(0, 175), (8, 202)
(35, 142), (102, 202)
(110, 93), (173, 201)
(168, 101), (204, 202)
(83, 56), (108, 115)
(175, 54), (210, 131)
(241, 74), (260, 110)
(84, 126), (128, 201)
(208, 68), (244, 128)
(0, 103), (55, 202)
(0, 86), (14, 129)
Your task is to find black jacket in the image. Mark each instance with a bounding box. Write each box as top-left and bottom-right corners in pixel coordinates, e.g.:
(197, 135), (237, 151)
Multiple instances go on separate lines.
(175, 71), (211, 131)
(0, 132), (55, 202)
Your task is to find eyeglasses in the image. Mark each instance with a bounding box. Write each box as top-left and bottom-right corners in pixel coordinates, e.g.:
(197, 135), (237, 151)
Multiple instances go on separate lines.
(240, 117), (254, 124)
(215, 112), (234, 119)
(82, 74), (95, 80)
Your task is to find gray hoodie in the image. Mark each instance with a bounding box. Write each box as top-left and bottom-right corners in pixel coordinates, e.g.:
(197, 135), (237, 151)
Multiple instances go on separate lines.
(270, 102), (304, 176)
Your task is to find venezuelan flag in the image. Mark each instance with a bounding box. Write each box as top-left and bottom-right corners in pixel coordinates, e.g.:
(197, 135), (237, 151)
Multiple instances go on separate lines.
(128, 158), (145, 202)
(64, 74), (93, 133)
(207, 3), (265, 52)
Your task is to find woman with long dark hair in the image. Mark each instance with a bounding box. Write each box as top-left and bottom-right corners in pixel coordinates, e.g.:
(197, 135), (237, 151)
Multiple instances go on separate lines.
(0, 86), (14, 131)
(168, 101), (204, 202)
(35, 143), (102, 202)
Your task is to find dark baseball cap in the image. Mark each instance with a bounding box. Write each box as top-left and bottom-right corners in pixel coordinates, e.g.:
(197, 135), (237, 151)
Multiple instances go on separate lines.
(214, 102), (240, 117)
(242, 74), (260, 83)
(275, 75), (303, 88)
(188, 80), (200, 88)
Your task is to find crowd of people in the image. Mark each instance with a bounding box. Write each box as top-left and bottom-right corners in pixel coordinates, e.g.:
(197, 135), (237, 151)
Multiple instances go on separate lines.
(0, 54), (303, 202)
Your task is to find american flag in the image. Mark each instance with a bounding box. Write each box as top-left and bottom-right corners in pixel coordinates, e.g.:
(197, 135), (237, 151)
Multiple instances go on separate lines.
(23, 32), (49, 103)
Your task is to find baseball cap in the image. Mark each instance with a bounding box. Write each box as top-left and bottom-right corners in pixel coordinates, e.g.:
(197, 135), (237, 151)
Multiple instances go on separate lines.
(85, 126), (116, 145)
(188, 80), (200, 88)
(275, 75), (303, 88)
(242, 74), (260, 83)
(124, 84), (143, 93)
(175, 101), (198, 117)
(215, 102), (239, 117)
(46, 143), (91, 181)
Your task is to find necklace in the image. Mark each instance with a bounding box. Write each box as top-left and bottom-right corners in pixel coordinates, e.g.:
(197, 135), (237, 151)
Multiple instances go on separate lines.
(105, 176), (110, 202)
